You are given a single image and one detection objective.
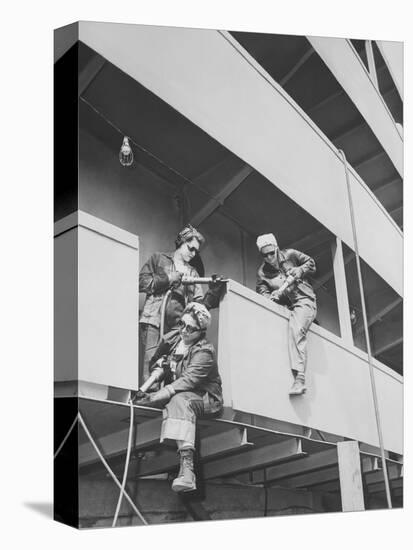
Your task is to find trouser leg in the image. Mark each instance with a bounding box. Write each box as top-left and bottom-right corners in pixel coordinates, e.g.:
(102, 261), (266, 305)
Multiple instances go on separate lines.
(161, 392), (205, 493)
(161, 392), (204, 448)
(288, 300), (317, 375)
(139, 323), (160, 383)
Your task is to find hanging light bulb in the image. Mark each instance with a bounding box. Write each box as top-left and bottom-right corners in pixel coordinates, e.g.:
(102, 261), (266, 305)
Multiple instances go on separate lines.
(119, 136), (134, 167)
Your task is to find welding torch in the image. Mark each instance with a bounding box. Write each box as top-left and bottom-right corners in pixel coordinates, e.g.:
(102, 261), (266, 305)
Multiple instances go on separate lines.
(181, 274), (228, 285)
(134, 356), (171, 400)
(270, 271), (301, 302)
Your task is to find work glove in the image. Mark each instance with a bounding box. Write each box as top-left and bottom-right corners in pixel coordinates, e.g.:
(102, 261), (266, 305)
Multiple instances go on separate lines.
(270, 290), (283, 303)
(168, 271), (183, 288)
(134, 385), (175, 407)
(286, 267), (303, 280)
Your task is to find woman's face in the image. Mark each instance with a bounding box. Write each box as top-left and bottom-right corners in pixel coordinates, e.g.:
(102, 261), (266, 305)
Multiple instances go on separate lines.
(178, 313), (202, 345)
(180, 238), (200, 263)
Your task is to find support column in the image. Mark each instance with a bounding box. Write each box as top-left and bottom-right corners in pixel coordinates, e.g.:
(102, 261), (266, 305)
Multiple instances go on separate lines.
(337, 441), (365, 512)
(331, 238), (353, 345)
(365, 40), (379, 88)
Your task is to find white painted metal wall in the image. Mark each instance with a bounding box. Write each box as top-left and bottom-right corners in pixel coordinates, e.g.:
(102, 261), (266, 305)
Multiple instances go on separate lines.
(54, 211), (140, 392)
(218, 280), (402, 455)
(78, 22), (403, 297)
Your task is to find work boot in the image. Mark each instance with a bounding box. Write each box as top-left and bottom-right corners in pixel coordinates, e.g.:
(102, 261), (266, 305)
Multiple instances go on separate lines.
(172, 448), (196, 493)
(289, 374), (306, 396)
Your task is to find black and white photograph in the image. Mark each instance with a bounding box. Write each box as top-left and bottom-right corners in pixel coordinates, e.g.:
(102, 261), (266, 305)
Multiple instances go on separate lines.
(52, 20), (404, 529)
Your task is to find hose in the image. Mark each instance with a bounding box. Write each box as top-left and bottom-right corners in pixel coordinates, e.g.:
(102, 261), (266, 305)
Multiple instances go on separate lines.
(78, 412), (148, 525)
(160, 289), (172, 339)
(112, 399), (135, 527)
(338, 149), (392, 509)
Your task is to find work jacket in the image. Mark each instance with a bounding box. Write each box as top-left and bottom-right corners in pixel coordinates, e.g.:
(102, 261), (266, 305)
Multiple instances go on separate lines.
(139, 252), (204, 328)
(149, 329), (223, 413)
(256, 248), (317, 306)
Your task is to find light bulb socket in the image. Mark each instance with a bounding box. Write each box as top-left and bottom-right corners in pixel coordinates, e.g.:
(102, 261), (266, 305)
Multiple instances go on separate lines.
(119, 136), (134, 167)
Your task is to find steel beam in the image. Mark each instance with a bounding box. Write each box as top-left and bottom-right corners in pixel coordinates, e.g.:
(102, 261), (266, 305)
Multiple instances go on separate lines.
(365, 462), (402, 485)
(354, 150), (387, 170)
(331, 120), (366, 143)
(203, 438), (305, 480)
(355, 297), (402, 335)
(255, 448), (338, 485)
(79, 54), (106, 96)
(279, 466), (340, 489)
(307, 65), (392, 115)
(189, 163), (253, 226)
(374, 336), (403, 356)
(373, 176), (402, 194)
(279, 47), (314, 87)
(79, 416), (163, 467)
(286, 228), (332, 254)
(368, 477), (403, 495)
(136, 427), (253, 477)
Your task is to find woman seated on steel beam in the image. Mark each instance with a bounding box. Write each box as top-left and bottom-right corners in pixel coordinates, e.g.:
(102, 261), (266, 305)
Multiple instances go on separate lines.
(133, 302), (223, 493)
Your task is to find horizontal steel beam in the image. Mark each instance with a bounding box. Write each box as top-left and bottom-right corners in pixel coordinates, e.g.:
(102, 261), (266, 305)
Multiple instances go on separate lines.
(189, 163), (253, 226)
(368, 477), (403, 495)
(79, 416), (163, 467)
(136, 427), (253, 477)
(374, 336), (403, 356)
(203, 438), (305, 480)
(279, 466), (339, 488)
(266, 454), (378, 490)
(355, 297), (402, 335)
(255, 448), (338, 485)
(364, 462), (402, 486)
(279, 47), (314, 87)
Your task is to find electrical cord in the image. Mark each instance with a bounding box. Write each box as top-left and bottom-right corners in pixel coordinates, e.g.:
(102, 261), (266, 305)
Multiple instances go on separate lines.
(78, 412), (148, 525)
(112, 399), (135, 527)
(338, 149), (392, 509)
(54, 410), (148, 526)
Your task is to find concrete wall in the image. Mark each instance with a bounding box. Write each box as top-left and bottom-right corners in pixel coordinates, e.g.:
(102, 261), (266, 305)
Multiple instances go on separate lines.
(78, 477), (332, 528)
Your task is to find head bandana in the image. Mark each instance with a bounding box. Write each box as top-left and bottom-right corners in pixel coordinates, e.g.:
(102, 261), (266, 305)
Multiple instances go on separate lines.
(175, 224), (205, 249)
(184, 302), (211, 331)
(256, 233), (278, 251)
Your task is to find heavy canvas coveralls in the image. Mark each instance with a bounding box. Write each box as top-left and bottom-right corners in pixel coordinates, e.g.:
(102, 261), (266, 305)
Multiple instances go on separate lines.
(148, 329), (223, 448)
(256, 248), (317, 375)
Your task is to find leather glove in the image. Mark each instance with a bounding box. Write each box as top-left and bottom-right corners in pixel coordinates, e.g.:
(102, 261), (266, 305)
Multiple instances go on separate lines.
(168, 271), (183, 288)
(286, 267), (303, 279)
(134, 385), (175, 407)
(270, 290), (283, 302)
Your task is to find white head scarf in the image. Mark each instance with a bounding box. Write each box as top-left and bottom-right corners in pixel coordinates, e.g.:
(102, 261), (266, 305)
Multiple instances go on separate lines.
(184, 302), (211, 330)
(256, 233), (278, 251)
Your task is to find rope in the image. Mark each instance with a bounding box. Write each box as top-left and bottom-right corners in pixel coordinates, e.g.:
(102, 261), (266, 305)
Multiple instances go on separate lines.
(54, 414), (78, 459)
(112, 400), (135, 527)
(78, 413), (148, 525)
(338, 149), (392, 508)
